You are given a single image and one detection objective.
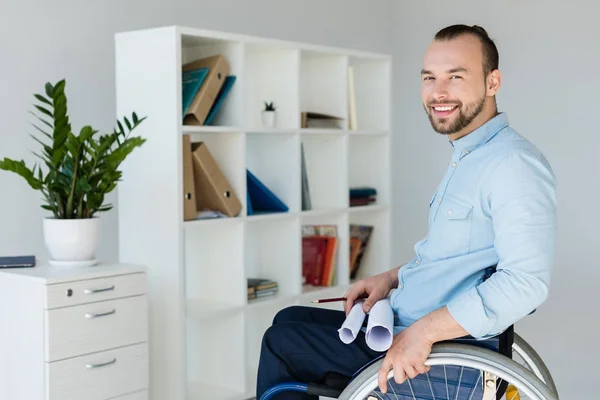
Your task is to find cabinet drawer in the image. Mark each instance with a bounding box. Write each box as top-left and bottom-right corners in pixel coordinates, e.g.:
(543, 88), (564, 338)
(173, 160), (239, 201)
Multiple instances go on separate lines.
(47, 343), (148, 400)
(45, 272), (146, 309)
(46, 295), (147, 362)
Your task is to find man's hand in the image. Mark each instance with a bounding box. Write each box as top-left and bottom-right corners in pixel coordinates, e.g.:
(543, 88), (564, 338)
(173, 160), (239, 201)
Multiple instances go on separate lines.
(344, 267), (399, 314)
(377, 324), (432, 392)
(377, 306), (468, 393)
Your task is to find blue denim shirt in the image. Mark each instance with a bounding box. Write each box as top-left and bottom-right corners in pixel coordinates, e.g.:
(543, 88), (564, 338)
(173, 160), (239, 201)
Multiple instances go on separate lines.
(390, 113), (557, 340)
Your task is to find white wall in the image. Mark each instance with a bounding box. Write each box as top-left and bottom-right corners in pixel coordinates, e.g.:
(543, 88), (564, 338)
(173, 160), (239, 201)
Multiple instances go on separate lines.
(0, 0), (393, 262)
(392, 0), (598, 397)
(1, 0), (590, 397)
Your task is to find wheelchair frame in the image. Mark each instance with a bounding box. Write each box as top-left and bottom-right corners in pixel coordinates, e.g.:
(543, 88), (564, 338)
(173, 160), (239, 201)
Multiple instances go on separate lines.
(260, 327), (558, 400)
(260, 266), (558, 399)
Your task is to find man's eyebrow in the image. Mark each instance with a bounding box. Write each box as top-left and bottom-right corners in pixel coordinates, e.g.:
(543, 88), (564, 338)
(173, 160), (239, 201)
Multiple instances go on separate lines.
(420, 67), (469, 75)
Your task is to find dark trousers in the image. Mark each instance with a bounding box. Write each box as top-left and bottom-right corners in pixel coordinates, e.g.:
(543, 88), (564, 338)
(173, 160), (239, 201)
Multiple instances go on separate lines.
(255, 305), (385, 399)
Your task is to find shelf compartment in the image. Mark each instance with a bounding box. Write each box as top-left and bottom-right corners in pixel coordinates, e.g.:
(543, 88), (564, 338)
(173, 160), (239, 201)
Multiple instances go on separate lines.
(244, 43), (300, 129)
(244, 217), (302, 300)
(246, 132), (300, 215)
(184, 132), (246, 221)
(348, 134), (390, 207)
(184, 219), (245, 307)
(301, 212), (350, 290)
(181, 34), (244, 128)
(348, 56), (391, 131)
(300, 134), (348, 210)
(300, 50), (348, 130)
(186, 313), (246, 398)
(349, 207), (390, 281)
(243, 303), (296, 396)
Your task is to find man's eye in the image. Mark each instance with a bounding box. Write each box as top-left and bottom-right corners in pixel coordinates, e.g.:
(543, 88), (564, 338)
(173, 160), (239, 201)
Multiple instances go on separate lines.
(423, 76), (434, 81)
(450, 75), (462, 79)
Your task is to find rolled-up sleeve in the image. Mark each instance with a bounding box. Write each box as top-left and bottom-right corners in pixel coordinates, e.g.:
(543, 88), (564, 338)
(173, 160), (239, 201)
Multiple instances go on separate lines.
(446, 150), (557, 340)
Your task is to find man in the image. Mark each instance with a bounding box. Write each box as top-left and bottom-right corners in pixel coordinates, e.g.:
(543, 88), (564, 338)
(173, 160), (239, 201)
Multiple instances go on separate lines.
(255, 24), (556, 398)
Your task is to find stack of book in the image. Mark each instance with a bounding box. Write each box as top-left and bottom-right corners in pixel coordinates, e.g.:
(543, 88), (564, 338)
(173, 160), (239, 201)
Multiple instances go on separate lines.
(302, 224), (339, 287)
(349, 187), (377, 207)
(247, 278), (279, 301)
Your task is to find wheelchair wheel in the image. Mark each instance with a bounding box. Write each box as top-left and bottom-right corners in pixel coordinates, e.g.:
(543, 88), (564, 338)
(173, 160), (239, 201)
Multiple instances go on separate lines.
(513, 333), (558, 396)
(339, 343), (558, 400)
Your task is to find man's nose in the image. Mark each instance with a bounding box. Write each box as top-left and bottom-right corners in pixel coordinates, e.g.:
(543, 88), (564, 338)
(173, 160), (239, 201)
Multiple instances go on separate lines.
(431, 80), (450, 100)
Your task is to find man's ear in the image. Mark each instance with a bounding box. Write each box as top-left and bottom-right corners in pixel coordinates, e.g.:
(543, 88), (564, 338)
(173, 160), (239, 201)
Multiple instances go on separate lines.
(487, 69), (502, 96)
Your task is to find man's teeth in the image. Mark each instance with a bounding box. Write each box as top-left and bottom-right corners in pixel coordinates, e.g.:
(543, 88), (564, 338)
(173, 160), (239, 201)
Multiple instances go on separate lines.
(434, 106), (456, 111)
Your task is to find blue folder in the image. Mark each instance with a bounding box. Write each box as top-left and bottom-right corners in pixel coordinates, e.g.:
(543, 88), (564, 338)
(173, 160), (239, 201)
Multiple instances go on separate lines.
(204, 75), (236, 125)
(246, 169), (288, 215)
(182, 67), (209, 117)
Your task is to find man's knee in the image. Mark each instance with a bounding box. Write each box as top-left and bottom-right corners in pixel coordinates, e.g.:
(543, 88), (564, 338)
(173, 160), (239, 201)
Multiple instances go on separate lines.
(272, 305), (310, 325)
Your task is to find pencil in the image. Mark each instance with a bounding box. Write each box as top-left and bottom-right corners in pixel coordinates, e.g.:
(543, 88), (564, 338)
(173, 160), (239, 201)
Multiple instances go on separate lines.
(311, 297), (347, 303)
(311, 295), (367, 304)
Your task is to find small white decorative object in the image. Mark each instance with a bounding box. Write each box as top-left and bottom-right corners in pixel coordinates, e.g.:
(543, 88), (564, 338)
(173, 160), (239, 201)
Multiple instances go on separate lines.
(262, 101), (276, 128)
(43, 217), (101, 266)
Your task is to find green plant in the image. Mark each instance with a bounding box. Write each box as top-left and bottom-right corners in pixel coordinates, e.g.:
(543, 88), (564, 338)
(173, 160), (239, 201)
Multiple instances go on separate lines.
(0, 79), (147, 219)
(264, 101), (276, 111)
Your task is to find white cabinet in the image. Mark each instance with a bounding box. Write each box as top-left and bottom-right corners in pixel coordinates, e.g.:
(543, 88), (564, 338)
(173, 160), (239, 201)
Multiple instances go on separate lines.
(0, 262), (149, 400)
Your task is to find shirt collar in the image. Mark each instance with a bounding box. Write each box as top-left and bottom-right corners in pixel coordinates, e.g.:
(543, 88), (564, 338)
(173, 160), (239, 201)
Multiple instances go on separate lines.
(450, 112), (509, 156)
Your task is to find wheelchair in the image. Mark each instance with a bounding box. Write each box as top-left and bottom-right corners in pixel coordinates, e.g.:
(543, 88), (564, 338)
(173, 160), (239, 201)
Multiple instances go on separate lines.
(260, 267), (559, 400)
(260, 325), (558, 400)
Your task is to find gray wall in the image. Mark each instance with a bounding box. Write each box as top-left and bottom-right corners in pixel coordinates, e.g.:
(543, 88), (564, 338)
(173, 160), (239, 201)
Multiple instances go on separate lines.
(392, 1), (596, 397)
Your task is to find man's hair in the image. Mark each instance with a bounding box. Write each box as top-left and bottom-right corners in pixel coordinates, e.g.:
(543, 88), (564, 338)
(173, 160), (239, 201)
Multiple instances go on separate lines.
(434, 24), (499, 76)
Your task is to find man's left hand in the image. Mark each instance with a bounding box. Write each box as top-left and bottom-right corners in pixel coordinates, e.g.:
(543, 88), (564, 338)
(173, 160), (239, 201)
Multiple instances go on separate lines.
(377, 324), (433, 393)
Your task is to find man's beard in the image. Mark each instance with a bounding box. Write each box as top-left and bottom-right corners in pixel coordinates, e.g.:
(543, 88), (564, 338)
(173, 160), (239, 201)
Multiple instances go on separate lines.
(425, 95), (485, 135)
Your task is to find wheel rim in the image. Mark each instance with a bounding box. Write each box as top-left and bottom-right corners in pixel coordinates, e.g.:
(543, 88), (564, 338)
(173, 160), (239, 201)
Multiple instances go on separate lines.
(340, 343), (557, 400)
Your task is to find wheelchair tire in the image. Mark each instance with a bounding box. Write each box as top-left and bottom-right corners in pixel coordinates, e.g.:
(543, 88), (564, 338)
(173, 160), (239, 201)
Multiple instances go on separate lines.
(513, 333), (559, 396)
(339, 342), (558, 400)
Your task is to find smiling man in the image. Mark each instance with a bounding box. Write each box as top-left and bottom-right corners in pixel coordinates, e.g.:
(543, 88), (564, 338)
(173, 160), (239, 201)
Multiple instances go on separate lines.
(255, 24), (557, 399)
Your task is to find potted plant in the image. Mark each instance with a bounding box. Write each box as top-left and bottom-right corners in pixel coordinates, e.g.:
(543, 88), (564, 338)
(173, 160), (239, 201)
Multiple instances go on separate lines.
(262, 101), (276, 128)
(0, 79), (146, 266)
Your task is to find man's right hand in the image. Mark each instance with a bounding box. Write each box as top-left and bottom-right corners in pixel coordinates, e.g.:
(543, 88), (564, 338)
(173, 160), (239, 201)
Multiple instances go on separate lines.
(343, 267), (399, 315)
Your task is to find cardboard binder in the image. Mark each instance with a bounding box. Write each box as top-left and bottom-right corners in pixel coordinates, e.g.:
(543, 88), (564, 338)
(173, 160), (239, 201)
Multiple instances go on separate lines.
(182, 135), (198, 221)
(191, 141), (242, 217)
(182, 55), (230, 125)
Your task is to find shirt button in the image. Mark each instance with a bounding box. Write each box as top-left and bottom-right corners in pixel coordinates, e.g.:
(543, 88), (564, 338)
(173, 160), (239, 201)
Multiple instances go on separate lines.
(465, 149), (470, 155)
(415, 259), (420, 265)
(437, 197), (442, 203)
(447, 209), (452, 215)
(451, 162), (457, 167)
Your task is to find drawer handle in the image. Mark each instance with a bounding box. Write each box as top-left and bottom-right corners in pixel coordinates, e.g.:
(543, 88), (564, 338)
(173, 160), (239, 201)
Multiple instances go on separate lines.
(84, 285), (115, 294)
(85, 309), (116, 319)
(86, 358), (117, 369)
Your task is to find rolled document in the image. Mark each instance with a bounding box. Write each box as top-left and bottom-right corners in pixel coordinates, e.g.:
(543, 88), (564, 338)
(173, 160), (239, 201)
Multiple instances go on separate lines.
(338, 300), (366, 344)
(365, 298), (394, 351)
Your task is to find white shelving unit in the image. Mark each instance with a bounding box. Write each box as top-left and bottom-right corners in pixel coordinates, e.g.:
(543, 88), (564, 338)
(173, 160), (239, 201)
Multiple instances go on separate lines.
(115, 25), (392, 400)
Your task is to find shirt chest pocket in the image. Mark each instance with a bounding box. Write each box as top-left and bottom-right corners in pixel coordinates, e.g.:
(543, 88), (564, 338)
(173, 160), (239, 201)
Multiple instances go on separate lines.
(429, 195), (474, 259)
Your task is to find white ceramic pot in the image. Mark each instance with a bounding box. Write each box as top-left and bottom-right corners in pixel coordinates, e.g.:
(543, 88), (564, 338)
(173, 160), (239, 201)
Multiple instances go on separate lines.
(262, 111), (276, 128)
(43, 217), (101, 266)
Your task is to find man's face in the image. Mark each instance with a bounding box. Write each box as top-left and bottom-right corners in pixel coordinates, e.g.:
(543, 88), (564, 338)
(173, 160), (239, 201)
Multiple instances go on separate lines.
(421, 35), (490, 137)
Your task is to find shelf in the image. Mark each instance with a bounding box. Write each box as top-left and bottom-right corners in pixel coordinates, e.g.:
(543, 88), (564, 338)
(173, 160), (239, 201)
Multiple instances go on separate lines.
(300, 50), (348, 129)
(186, 314), (247, 398)
(348, 133), (391, 207)
(244, 43), (300, 130)
(348, 55), (391, 131)
(246, 132), (299, 214)
(245, 218), (301, 297)
(349, 207), (390, 281)
(116, 25), (391, 400)
(184, 221), (245, 306)
(301, 134), (348, 209)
